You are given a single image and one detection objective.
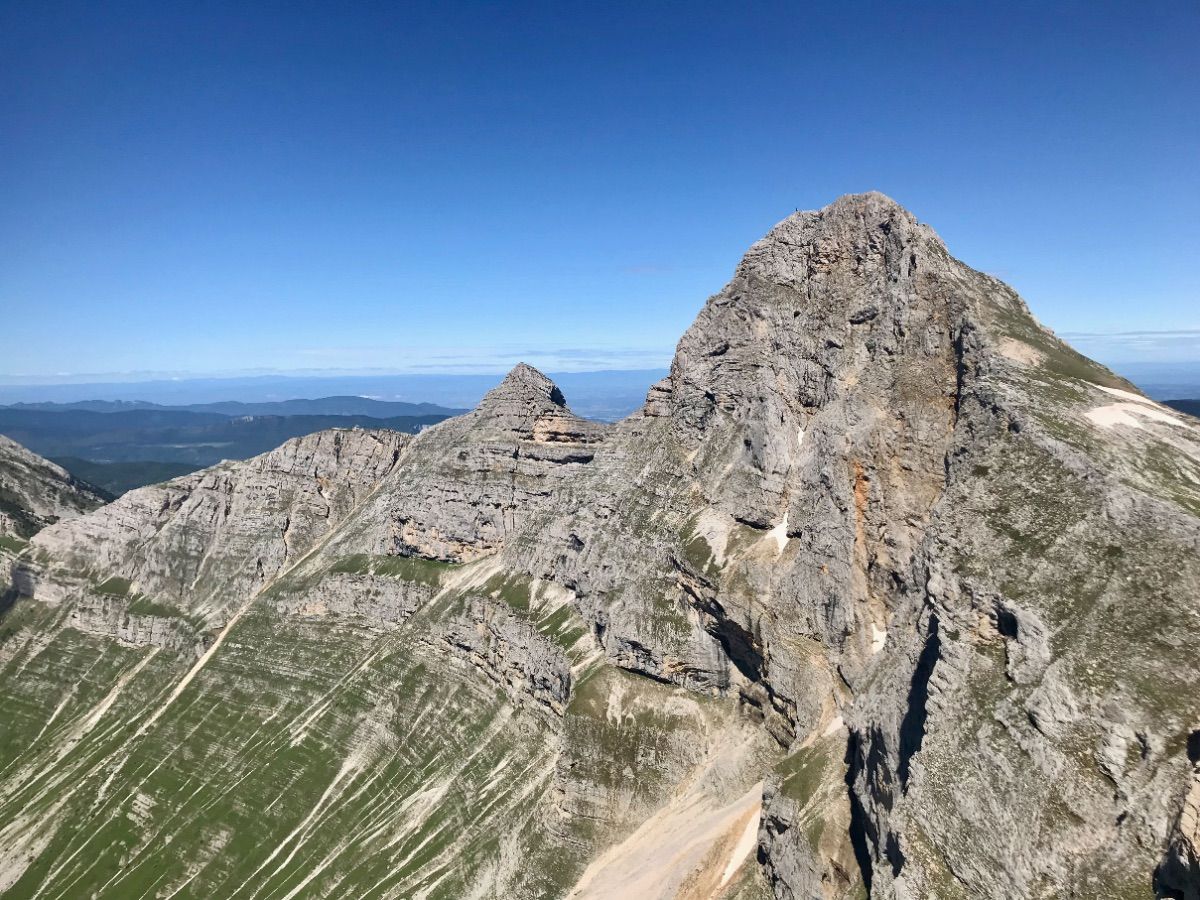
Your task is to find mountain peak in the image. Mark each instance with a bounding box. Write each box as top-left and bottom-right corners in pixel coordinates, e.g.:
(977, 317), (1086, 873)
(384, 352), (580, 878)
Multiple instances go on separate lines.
(795, 190), (914, 224)
(471, 363), (573, 433)
(485, 363), (566, 408)
(742, 192), (943, 279)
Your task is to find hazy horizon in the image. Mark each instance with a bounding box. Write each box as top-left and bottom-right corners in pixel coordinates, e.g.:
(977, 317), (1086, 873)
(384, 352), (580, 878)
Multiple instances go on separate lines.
(0, 367), (673, 420)
(5, 360), (1200, 413)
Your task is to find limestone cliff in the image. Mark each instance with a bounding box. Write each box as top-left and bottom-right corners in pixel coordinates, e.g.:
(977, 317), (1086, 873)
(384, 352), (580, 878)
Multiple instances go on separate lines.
(0, 433), (105, 595)
(2, 194), (1199, 899)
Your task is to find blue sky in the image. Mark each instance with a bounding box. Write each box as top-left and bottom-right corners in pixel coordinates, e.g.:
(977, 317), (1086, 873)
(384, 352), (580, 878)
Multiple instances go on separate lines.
(2, 0), (1197, 380)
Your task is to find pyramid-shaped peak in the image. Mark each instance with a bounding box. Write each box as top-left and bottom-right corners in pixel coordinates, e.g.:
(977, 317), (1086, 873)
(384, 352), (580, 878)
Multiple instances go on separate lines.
(480, 363), (567, 412)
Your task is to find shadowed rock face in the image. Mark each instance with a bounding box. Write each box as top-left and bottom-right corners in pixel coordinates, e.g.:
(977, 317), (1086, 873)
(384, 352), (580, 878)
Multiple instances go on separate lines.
(3, 193), (1200, 899)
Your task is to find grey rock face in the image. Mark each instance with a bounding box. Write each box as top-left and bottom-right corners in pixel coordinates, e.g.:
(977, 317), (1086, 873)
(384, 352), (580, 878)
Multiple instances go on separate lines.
(5, 193), (1200, 899)
(67, 593), (206, 655)
(436, 593), (573, 717)
(1161, 767), (1200, 899)
(271, 570), (432, 625)
(15, 427), (409, 635)
(0, 433), (105, 594)
(0, 434), (106, 536)
(320, 363), (606, 565)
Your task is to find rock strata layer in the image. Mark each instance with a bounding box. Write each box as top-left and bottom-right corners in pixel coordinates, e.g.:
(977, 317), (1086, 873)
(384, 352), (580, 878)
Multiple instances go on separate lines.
(0, 433), (105, 595)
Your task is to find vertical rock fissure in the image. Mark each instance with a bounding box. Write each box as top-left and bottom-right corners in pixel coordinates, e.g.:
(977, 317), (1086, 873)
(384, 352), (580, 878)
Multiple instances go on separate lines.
(885, 832), (906, 878)
(951, 321), (972, 426)
(845, 730), (876, 894)
(995, 605), (1019, 640)
(898, 613), (941, 789)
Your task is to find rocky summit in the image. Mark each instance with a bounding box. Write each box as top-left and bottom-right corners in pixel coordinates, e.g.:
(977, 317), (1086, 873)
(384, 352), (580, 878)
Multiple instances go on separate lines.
(2, 193), (1199, 899)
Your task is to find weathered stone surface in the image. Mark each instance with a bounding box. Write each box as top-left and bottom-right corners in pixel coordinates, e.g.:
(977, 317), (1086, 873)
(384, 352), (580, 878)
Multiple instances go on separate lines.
(0, 434), (106, 536)
(0, 433), (104, 594)
(435, 593), (573, 717)
(271, 570), (432, 625)
(67, 593), (207, 655)
(16, 426), (408, 628)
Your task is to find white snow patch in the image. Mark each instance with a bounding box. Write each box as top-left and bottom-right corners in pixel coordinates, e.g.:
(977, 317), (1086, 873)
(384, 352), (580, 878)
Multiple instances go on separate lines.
(766, 512), (790, 555)
(822, 715), (845, 737)
(1092, 384), (1157, 406)
(719, 802), (761, 887)
(870, 623), (888, 654)
(1085, 402), (1185, 431)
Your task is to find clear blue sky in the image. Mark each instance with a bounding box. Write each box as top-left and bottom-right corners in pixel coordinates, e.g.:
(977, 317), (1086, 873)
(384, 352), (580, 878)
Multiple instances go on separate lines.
(2, 0), (1197, 380)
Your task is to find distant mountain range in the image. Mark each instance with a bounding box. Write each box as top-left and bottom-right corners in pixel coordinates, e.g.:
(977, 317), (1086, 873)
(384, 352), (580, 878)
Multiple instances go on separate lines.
(43, 458), (207, 498)
(0, 369), (668, 421)
(1165, 398), (1200, 418)
(0, 408), (453, 464)
(0, 379), (666, 495)
(0, 395), (463, 418)
(0, 398), (462, 494)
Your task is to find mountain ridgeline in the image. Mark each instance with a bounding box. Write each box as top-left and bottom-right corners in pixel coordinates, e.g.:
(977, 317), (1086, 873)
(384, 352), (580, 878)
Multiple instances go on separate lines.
(2, 194), (1199, 899)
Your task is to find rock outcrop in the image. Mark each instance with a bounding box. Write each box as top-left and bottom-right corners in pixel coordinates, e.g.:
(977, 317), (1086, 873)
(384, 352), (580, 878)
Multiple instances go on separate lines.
(14, 427), (409, 627)
(0, 433), (105, 595)
(3, 193), (1199, 900)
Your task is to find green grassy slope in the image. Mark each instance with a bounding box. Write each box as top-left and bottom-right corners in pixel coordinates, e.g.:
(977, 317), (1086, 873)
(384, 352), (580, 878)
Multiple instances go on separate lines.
(0, 594), (562, 899)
